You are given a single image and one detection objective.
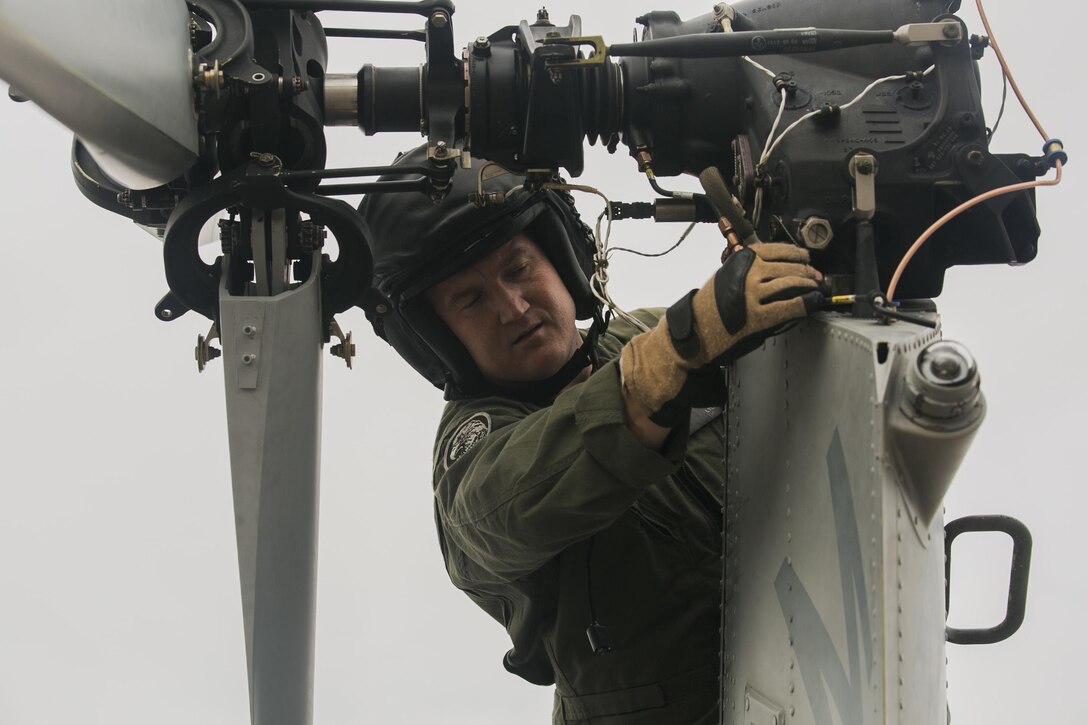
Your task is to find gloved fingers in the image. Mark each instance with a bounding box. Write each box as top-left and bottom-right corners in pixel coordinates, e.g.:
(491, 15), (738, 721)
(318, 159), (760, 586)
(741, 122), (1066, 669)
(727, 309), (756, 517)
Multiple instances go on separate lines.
(750, 295), (811, 329)
(757, 275), (821, 304)
(751, 260), (822, 284)
(749, 242), (812, 264)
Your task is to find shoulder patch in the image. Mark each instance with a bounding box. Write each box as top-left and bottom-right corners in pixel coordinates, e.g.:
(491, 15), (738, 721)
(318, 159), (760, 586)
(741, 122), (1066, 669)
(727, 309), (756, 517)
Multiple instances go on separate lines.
(443, 412), (492, 471)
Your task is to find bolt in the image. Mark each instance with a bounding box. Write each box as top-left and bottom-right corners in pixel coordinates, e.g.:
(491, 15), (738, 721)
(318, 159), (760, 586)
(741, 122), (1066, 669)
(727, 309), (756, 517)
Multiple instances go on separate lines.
(375, 303), (389, 314)
(292, 76), (305, 94)
(966, 148), (985, 166)
(475, 36), (490, 49)
(257, 152), (276, 166)
(434, 141), (448, 158)
(714, 3), (726, 13)
(537, 7), (550, 22)
(430, 11), (448, 28)
(242, 353), (257, 365)
(242, 324), (257, 337)
(856, 158), (875, 175)
(161, 309), (174, 320)
(942, 22), (960, 39)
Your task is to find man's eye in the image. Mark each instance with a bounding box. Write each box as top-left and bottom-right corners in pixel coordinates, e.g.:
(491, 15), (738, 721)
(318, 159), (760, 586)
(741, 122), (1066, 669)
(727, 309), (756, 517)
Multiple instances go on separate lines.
(459, 294), (481, 310)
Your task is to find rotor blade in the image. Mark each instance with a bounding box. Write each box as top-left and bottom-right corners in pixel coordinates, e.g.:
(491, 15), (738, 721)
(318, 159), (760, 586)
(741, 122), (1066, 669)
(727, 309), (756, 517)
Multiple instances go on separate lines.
(0, 0), (199, 189)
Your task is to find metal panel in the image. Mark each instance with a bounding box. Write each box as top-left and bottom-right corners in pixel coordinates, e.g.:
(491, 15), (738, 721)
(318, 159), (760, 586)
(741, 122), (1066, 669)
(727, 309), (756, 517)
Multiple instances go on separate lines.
(723, 313), (954, 725)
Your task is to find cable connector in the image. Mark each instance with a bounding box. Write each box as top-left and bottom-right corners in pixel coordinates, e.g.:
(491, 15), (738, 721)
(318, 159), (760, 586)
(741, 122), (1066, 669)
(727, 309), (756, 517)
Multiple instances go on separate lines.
(1043, 138), (1068, 168)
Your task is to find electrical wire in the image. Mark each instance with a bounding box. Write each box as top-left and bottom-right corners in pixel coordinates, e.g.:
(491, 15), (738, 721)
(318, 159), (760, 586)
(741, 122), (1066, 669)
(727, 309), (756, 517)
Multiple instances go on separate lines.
(972, 0), (1048, 140)
(543, 182), (650, 332)
(609, 222), (697, 258)
(885, 0), (1065, 300)
(987, 70), (1009, 142)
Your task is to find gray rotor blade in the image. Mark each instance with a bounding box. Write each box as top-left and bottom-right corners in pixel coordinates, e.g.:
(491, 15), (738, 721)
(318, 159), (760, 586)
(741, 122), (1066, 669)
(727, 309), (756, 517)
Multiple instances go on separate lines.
(0, 0), (199, 189)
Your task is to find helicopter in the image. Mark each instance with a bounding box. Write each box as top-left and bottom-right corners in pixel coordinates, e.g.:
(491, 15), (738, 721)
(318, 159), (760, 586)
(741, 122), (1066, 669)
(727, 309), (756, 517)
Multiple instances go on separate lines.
(0, 0), (1082, 723)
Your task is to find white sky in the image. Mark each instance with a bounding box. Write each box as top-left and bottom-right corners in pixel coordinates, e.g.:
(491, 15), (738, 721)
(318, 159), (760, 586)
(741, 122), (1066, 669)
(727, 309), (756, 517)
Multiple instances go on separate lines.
(0, 1), (1084, 723)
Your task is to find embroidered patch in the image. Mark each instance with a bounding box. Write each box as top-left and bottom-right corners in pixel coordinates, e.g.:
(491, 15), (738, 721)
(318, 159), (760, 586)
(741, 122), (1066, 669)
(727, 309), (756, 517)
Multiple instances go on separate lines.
(443, 413), (492, 470)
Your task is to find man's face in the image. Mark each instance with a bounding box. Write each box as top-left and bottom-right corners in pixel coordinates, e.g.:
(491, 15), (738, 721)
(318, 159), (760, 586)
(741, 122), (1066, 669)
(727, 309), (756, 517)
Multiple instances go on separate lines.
(426, 232), (583, 387)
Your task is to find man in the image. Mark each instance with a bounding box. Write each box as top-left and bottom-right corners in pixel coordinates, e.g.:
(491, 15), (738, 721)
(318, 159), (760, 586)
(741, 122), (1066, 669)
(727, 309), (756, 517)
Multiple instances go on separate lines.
(360, 146), (822, 724)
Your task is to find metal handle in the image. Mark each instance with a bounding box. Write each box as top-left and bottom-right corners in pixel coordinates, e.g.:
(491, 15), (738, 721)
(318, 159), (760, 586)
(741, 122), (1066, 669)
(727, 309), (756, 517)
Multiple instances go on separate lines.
(945, 514), (1032, 645)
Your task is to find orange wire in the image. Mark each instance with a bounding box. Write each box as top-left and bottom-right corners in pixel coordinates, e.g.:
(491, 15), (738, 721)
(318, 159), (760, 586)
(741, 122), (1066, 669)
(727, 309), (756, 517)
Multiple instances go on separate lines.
(884, 0), (1062, 301)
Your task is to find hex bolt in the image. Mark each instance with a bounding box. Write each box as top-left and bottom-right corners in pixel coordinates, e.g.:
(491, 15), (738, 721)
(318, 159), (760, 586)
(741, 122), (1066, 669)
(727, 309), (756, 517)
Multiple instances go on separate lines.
(241, 353), (257, 365)
(430, 11), (448, 28)
(800, 217), (834, 250)
(536, 7), (550, 22)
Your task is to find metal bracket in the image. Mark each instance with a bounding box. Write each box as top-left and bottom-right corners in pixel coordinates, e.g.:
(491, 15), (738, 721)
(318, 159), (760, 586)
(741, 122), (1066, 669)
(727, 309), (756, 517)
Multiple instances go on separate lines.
(541, 36), (608, 67)
(894, 21), (963, 45)
(849, 152), (877, 221)
(196, 321), (221, 372)
(328, 318), (356, 369)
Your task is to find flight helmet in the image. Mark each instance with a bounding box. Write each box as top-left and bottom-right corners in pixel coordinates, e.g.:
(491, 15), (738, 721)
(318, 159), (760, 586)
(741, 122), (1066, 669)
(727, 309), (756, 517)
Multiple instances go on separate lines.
(359, 144), (602, 400)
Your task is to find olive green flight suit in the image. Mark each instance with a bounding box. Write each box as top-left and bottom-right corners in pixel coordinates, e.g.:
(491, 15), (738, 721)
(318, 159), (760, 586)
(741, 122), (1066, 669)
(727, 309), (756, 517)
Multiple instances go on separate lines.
(432, 310), (724, 724)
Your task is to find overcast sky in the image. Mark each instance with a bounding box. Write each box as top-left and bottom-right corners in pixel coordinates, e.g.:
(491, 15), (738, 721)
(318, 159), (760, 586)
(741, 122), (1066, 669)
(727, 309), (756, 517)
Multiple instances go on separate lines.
(0, 1), (1084, 723)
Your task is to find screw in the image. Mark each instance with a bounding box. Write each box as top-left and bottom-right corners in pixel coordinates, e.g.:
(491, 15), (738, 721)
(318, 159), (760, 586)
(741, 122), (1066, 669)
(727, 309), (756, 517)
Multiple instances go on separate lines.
(375, 304), (389, 314)
(942, 22), (960, 39)
(434, 141), (448, 158)
(475, 36), (490, 48)
(856, 158), (875, 175)
(714, 3), (726, 13)
(537, 7), (550, 22)
(257, 152), (276, 166)
(430, 11), (448, 28)
(966, 148), (985, 166)
(242, 324), (257, 337)
(161, 309), (174, 320)
(242, 353), (257, 365)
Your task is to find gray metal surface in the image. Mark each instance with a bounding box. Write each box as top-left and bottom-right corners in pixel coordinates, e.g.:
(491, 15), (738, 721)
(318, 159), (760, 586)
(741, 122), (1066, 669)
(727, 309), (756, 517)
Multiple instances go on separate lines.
(722, 312), (969, 725)
(0, 0), (198, 188)
(221, 254), (324, 725)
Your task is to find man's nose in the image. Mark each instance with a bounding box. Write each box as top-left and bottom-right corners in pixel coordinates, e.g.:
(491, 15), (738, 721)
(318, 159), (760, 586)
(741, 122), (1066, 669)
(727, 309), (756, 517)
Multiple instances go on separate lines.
(495, 284), (530, 323)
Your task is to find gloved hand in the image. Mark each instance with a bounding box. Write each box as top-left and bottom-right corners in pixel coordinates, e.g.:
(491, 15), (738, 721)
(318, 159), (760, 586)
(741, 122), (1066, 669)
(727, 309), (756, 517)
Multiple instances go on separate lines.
(620, 243), (824, 428)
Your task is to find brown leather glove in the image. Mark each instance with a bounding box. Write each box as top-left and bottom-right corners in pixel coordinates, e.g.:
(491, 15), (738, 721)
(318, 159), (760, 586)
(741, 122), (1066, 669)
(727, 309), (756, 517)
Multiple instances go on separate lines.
(620, 243), (824, 427)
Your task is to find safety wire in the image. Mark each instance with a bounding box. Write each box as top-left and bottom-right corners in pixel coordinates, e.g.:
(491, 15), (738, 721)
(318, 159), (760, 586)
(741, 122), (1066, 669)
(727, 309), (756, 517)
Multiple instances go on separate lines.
(885, 0), (1066, 301)
(543, 182), (652, 332)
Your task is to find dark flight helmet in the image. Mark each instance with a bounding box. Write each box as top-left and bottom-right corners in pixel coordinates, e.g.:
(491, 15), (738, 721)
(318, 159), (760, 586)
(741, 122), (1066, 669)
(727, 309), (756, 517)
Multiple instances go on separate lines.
(359, 145), (601, 400)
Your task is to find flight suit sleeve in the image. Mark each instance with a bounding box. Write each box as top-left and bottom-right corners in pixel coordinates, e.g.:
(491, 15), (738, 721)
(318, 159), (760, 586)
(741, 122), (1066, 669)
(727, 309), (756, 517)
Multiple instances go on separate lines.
(433, 358), (690, 582)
